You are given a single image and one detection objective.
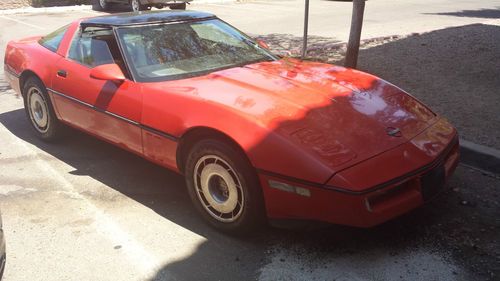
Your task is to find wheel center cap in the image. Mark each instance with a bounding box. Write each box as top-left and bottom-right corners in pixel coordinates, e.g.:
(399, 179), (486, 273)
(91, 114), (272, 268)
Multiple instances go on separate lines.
(208, 175), (229, 203)
(199, 163), (239, 214)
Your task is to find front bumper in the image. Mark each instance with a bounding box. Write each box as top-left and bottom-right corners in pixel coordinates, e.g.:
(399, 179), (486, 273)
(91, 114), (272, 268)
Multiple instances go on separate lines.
(259, 121), (460, 228)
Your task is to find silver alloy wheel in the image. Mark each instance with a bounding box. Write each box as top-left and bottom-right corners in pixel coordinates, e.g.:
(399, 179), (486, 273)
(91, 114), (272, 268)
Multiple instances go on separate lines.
(131, 0), (140, 11)
(99, 0), (107, 8)
(27, 87), (49, 133)
(194, 155), (244, 222)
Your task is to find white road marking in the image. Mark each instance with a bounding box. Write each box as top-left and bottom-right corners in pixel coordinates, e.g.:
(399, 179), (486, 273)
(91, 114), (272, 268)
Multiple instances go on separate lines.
(0, 15), (46, 30)
(0, 184), (37, 196)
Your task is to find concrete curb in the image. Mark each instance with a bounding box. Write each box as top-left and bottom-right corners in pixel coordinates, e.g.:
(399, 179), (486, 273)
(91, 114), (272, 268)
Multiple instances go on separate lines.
(0, 0), (239, 15)
(460, 139), (500, 175)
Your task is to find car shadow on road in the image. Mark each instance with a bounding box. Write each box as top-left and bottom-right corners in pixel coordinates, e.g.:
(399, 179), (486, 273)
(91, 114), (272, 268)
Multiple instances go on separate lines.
(0, 107), (274, 280)
(0, 106), (483, 279)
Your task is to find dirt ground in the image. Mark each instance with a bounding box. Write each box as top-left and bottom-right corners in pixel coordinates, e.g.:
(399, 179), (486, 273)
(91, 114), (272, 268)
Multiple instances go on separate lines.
(0, 0), (31, 10)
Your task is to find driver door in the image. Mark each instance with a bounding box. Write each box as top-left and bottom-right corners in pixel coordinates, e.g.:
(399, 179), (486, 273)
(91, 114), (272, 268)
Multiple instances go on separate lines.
(50, 26), (143, 154)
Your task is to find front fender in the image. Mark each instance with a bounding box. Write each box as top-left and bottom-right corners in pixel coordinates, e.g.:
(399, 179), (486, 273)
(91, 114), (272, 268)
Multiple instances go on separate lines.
(141, 84), (334, 183)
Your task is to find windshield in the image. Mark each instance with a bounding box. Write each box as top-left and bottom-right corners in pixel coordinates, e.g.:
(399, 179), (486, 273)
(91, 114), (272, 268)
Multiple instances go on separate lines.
(116, 19), (277, 82)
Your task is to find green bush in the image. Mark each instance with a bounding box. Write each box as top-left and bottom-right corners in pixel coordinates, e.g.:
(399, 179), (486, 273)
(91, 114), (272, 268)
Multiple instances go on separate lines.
(31, 0), (92, 7)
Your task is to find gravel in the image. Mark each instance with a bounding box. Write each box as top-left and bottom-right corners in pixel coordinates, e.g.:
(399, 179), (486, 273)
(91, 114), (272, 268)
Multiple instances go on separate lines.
(259, 245), (464, 281)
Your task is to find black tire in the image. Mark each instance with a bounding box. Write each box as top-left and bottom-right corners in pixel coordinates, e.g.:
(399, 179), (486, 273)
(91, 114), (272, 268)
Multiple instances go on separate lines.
(130, 0), (147, 11)
(170, 3), (186, 10)
(92, 0), (109, 11)
(185, 138), (265, 234)
(22, 77), (64, 141)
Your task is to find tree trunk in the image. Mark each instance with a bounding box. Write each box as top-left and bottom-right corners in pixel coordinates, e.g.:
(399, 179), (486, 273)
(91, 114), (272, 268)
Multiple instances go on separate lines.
(345, 0), (366, 68)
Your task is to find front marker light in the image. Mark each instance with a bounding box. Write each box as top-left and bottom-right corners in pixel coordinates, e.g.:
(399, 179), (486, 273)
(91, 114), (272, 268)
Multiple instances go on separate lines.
(268, 180), (311, 197)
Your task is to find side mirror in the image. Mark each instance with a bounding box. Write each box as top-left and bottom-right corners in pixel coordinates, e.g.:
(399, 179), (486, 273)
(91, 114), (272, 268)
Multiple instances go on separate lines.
(257, 39), (270, 50)
(90, 64), (125, 82)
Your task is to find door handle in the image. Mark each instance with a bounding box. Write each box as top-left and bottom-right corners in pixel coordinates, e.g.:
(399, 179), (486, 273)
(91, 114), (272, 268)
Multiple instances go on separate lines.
(57, 70), (67, 78)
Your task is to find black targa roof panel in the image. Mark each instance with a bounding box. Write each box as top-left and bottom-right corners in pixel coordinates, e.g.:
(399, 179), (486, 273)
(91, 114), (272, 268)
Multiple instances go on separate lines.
(81, 10), (216, 27)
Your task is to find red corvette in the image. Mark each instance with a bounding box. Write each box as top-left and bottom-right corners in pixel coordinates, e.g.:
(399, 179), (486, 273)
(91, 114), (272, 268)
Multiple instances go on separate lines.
(4, 10), (459, 233)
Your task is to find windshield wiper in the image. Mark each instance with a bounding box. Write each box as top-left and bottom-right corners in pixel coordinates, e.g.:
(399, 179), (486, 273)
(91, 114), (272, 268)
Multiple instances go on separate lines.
(233, 57), (273, 68)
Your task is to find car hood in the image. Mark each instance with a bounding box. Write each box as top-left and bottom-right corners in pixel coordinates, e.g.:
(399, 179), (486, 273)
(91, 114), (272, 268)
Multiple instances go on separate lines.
(160, 59), (437, 178)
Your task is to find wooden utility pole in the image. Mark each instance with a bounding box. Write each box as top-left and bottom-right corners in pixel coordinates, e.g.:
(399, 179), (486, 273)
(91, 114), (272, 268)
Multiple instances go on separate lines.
(345, 0), (366, 68)
(301, 0), (310, 59)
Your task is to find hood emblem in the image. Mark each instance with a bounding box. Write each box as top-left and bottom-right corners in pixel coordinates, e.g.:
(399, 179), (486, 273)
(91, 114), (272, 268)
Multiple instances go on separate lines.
(386, 127), (402, 137)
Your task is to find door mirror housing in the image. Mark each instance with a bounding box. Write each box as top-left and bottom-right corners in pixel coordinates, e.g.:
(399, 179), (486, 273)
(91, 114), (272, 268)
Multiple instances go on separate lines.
(90, 64), (125, 82)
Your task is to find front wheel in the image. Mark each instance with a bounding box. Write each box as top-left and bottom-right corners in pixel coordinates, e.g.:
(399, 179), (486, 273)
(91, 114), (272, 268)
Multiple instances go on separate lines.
(185, 139), (265, 234)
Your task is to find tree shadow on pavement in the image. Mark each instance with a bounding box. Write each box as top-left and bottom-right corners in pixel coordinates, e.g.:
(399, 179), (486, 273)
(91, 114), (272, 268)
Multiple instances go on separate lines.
(424, 8), (500, 19)
(354, 24), (500, 149)
(256, 24), (500, 148)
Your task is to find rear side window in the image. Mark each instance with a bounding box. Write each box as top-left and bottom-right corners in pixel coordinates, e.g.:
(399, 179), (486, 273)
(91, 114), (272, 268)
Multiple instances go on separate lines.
(39, 24), (69, 52)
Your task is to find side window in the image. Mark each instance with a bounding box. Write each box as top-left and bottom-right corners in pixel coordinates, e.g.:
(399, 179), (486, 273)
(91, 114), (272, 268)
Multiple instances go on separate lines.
(68, 26), (127, 73)
(39, 24), (69, 52)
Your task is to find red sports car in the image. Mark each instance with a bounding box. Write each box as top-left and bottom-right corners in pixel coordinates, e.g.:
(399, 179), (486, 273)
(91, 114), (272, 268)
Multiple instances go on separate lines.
(4, 10), (459, 234)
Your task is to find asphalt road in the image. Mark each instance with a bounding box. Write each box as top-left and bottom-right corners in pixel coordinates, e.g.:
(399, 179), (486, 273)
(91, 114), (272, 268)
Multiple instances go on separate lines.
(0, 1), (499, 280)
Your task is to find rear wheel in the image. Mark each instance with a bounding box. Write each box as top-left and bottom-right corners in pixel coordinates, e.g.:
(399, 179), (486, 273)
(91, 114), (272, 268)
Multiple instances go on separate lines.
(185, 139), (265, 234)
(23, 77), (63, 141)
(170, 3), (186, 10)
(130, 0), (147, 11)
(92, 0), (109, 11)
